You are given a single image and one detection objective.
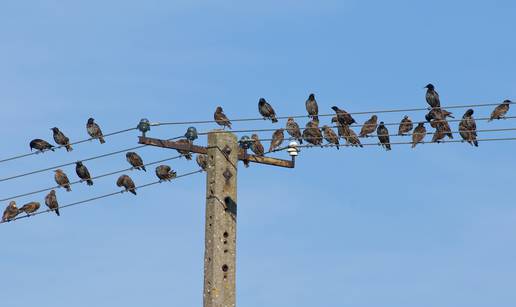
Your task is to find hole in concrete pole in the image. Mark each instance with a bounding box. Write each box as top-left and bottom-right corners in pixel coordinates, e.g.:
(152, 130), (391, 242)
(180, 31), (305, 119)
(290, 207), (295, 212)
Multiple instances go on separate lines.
(222, 264), (228, 272)
(223, 231), (229, 238)
(223, 240), (227, 244)
(224, 249), (228, 253)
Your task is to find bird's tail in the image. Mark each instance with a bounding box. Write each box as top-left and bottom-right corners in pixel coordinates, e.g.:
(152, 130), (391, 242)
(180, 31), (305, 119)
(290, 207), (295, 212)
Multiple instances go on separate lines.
(411, 143), (417, 149)
(129, 189), (137, 195)
(142, 166), (147, 172)
(66, 185), (72, 192)
(55, 208), (60, 216)
(87, 179), (94, 186)
(474, 140), (479, 147)
(99, 136), (106, 144)
(185, 153), (192, 160)
(386, 144), (392, 151)
(50, 146), (55, 152)
(271, 116), (278, 123)
(298, 138), (303, 144)
(312, 115), (319, 122)
(447, 133), (453, 139)
(227, 122), (232, 130)
(66, 144), (73, 152)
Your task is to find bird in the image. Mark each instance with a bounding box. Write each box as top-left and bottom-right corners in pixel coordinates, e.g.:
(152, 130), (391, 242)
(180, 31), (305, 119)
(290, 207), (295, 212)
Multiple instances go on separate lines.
(377, 122), (391, 151)
(126, 152), (146, 171)
(331, 117), (362, 147)
(196, 154), (208, 171)
(117, 175), (137, 195)
(459, 109), (478, 147)
(425, 108), (454, 121)
(322, 125), (340, 149)
(489, 99), (511, 121)
(424, 83), (441, 108)
(175, 139), (193, 160)
(75, 161), (93, 186)
(411, 122), (427, 148)
(359, 115), (378, 137)
(286, 117), (303, 144)
(2, 201), (19, 222)
(269, 129), (285, 152)
(331, 106), (356, 125)
(54, 169), (72, 192)
(398, 115), (414, 136)
(51, 127), (72, 152)
(250, 134), (265, 156)
(258, 98), (278, 123)
(19, 202), (40, 216)
(86, 118), (105, 144)
(214, 106), (232, 130)
(430, 117), (453, 141)
(45, 190), (60, 216)
(30, 139), (54, 152)
(305, 93), (319, 122)
(155, 165), (176, 181)
(302, 120), (323, 146)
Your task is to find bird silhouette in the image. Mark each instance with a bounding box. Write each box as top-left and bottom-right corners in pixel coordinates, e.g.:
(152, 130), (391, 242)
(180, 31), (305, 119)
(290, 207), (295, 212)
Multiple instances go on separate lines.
(489, 99), (511, 121)
(331, 106), (356, 125)
(459, 109), (478, 147)
(305, 93), (319, 122)
(258, 98), (278, 123)
(51, 127), (73, 152)
(126, 152), (146, 171)
(302, 120), (323, 146)
(86, 118), (105, 144)
(359, 115), (378, 137)
(250, 134), (265, 156)
(155, 165), (176, 181)
(286, 117), (303, 144)
(322, 125), (340, 149)
(30, 139), (54, 152)
(2, 201), (19, 222)
(377, 122), (391, 151)
(331, 117), (362, 147)
(269, 129), (285, 152)
(214, 106), (232, 130)
(424, 83), (441, 108)
(76, 161), (93, 186)
(117, 175), (137, 195)
(54, 169), (72, 192)
(19, 202), (40, 216)
(196, 154), (208, 171)
(411, 122), (427, 148)
(45, 190), (60, 216)
(398, 115), (414, 136)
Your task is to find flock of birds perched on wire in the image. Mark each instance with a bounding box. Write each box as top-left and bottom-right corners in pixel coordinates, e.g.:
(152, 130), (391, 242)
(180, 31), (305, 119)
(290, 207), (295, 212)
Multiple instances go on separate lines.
(2, 83), (514, 222)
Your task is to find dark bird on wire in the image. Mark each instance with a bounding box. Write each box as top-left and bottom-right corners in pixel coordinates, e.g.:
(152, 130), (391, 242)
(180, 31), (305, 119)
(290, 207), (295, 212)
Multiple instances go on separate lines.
(398, 115), (414, 136)
(258, 98), (278, 123)
(2, 201), (19, 222)
(332, 117), (362, 147)
(431, 119), (453, 142)
(155, 165), (176, 181)
(305, 93), (319, 122)
(411, 122), (427, 148)
(19, 202), (40, 216)
(126, 152), (146, 171)
(54, 169), (72, 192)
(489, 99), (511, 121)
(214, 106), (232, 130)
(86, 118), (105, 144)
(196, 154), (208, 171)
(425, 83), (441, 109)
(117, 175), (137, 195)
(359, 115), (378, 137)
(75, 161), (93, 186)
(269, 129), (285, 152)
(286, 117), (303, 144)
(425, 108), (454, 122)
(322, 125), (340, 149)
(30, 139), (54, 152)
(51, 127), (73, 152)
(250, 134), (265, 156)
(331, 106), (356, 125)
(303, 120), (323, 146)
(175, 139), (193, 160)
(45, 190), (60, 216)
(459, 109), (478, 147)
(377, 122), (391, 151)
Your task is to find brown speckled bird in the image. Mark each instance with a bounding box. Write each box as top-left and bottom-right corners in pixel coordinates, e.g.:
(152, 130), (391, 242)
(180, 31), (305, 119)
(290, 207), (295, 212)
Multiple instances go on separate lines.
(398, 115), (414, 136)
(86, 118), (105, 144)
(424, 83), (440, 108)
(359, 115), (378, 137)
(155, 165), (176, 181)
(331, 106), (356, 125)
(45, 190), (60, 216)
(331, 117), (362, 147)
(303, 120), (323, 146)
(30, 139), (54, 152)
(250, 134), (265, 156)
(175, 139), (193, 160)
(196, 154), (208, 171)
(258, 98), (278, 123)
(19, 202), (40, 216)
(54, 169), (71, 192)
(2, 201), (19, 222)
(117, 175), (137, 195)
(430, 117), (453, 142)
(51, 127), (72, 152)
(377, 122), (391, 151)
(269, 129), (284, 152)
(489, 99), (511, 122)
(411, 123), (427, 148)
(305, 93), (319, 122)
(214, 106), (232, 130)
(126, 152), (146, 171)
(322, 125), (340, 149)
(459, 109), (478, 147)
(286, 117), (303, 144)
(75, 161), (93, 186)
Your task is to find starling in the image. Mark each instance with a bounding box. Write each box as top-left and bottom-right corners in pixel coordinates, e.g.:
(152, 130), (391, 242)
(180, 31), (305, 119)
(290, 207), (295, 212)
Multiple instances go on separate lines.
(359, 115), (378, 137)
(117, 175), (137, 195)
(19, 202), (40, 216)
(126, 152), (146, 171)
(489, 99), (511, 121)
(258, 98), (278, 123)
(398, 115), (414, 136)
(2, 201), (19, 222)
(377, 122), (391, 151)
(459, 109), (478, 147)
(51, 127), (72, 152)
(214, 106), (232, 130)
(286, 117), (303, 144)
(411, 122), (427, 148)
(45, 190), (60, 216)
(424, 83), (441, 108)
(302, 120), (323, 146)
(155, 165), (176, 181)
(331, 117), (362, 147)
(331, 106), (356, 125)
(305, 93), (319, 122)
(86, 118), (105, 144)
(30, 139), (54, 152)
(196, 154), (208, 171)
(269, 129), (285, 152)
(250, 134), (265, 156)
(322, 125), (340, 149)
(54, 169), (72, 192)
(75, 161), (93, 186)
(175, 139), (193, 160)
(426, 108), (454, 122)
(430, 117), (453, 141)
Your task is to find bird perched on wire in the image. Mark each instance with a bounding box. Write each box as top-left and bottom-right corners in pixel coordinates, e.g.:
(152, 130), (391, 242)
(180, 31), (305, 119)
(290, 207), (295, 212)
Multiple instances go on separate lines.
(2, 201), (19, 222)
(398, 115), (414, 136)
(30, 139), (54, 152)
(19, 202), (40, 216)
(86, 118), (105, 144)
(302, 120), (323, 146)
(305, 93), (319, 122)
(424, 83), (441, 109)
(196, 154), (208, 171)
(269, 129), (285, 152)
(411, 122), (427, 148)
(431, 119), (453, 142)
(286, 117), (303, 144)
(331, 106), (356, 125)
(175, 139), (193, 160)
(117, 175), (137, 195)
(322, 125), (340, 149)
(75, 161), (93, 186)
(155, 165), (177, 181)
(45, 190), (60, 216)
(54, 169), (72, 192)
(489, 99), (512, 121)
(377, 122), (391, 151)
(258, 98), (278, 123)
(250, 134), (265, 156)
(359, 115), (378, 137)
(126, 152), (146, 171)
(459, 109), (478, 147)
(51, 127), (73, 152)
(425, 108), (454, 121)
(214, 106), (232, 130)
(332, 117), (362, 147)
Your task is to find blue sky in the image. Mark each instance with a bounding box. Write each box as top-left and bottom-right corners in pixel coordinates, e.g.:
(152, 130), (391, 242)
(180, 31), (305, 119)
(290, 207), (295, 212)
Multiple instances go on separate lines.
(1, 1), (516, 306)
